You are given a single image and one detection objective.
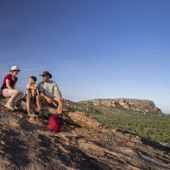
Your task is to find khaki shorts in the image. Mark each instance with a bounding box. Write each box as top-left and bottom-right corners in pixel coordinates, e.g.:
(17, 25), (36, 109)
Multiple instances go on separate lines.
(41, 96), (59, 107)
(1, 88), (17, 98)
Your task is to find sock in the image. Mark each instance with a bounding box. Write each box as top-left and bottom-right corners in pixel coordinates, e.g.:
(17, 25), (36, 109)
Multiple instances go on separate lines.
(7, 98), (13, 105)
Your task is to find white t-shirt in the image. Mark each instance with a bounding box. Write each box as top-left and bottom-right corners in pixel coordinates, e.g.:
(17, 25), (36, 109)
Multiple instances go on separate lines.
(26, 83), (38, 90)
(38, 81), (59, 97)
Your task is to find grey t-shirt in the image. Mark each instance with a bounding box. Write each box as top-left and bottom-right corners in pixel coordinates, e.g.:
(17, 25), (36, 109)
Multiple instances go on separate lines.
(38, 81), (59, 97)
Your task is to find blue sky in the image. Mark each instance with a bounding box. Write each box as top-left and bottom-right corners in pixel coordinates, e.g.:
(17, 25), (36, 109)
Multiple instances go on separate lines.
(0, 0), (170, 113)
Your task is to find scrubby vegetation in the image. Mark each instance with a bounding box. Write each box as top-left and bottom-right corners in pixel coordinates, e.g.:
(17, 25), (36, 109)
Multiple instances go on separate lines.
(65, 101), (170, 144)
(91, 109), (170, 144)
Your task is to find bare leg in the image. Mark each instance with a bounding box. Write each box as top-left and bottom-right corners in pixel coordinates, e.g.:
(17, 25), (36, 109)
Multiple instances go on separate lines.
(12, 91), (23, 110)
(2, 89), (21, 110)
(31, 89), (37, 98)
(36, 95), (42, 111)
(56, 99), (63, 114)
(14, 91), (23, 103)
(3, 89), (21, 101)
(53, 99), (63, 114)
(26, 94), (31, 112)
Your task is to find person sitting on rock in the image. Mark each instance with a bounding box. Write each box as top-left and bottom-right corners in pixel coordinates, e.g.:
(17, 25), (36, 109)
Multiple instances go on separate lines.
(26, 76), (38, 117)
(1, 66), (23, 111)
(36, 71), (63, 115)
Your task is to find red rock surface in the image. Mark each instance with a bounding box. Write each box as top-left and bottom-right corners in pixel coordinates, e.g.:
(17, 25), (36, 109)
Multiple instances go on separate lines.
(0, 104), (169, 170)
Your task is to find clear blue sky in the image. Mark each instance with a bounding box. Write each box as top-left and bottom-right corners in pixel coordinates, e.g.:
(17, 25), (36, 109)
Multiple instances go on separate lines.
(0, 0), (170, 113)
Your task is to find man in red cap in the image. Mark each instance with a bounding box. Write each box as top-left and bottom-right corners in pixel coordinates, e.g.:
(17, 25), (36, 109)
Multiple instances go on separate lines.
(36, 71), (63, 115)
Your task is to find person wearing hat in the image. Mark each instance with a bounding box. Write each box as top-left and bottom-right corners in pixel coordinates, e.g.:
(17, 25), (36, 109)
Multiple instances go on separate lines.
(1, 66), (23, 111)
(36, 71), (63, 114)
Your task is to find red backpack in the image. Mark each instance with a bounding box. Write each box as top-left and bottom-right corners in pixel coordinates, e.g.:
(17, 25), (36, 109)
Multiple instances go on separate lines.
(48, 114), (61, 132)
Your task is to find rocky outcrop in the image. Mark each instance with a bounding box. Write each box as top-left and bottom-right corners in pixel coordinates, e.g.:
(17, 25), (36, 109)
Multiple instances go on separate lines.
(116, 98), (162, 114)
(81, 98), (162, 114)
(0, 101), (169, 169)
(92, 99), (116, 107)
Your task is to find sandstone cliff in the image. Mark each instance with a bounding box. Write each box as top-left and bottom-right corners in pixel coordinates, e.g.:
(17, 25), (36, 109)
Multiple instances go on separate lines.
(81, 98), (162, 114)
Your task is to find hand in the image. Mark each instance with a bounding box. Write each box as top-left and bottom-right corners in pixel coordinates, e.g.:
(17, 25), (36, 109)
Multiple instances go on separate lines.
(47, 97), (53, 104)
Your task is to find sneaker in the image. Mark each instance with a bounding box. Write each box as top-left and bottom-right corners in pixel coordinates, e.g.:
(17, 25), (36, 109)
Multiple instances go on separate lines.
(27, 110), (34, 115)
(4, 102), (14, 111)
(38, 110), (48, 119)
(28, 110), (38, 119)
(14, 100), (22, 110)
(38, 109), (44, 115)
(27, 110), (38, 118)
(14, 106), (19, 110)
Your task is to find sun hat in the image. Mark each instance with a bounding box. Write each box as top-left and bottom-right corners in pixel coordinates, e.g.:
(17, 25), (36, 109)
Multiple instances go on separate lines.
(40, 71), (52, 78)
(10, 66), (21, 72)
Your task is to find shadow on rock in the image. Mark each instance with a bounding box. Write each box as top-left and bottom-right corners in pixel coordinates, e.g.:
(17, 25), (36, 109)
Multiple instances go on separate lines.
(59, 144), (112, 170)
(1, 129), (30, 168)
(18, 117), (48, 132)
(37, 134), (112, 170)
(141, 138), (170, 153)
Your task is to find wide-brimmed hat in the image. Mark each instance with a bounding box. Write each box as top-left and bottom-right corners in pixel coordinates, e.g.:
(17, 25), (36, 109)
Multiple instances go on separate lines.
(40, 71), (52, 78)
(10, 66), (21, 72)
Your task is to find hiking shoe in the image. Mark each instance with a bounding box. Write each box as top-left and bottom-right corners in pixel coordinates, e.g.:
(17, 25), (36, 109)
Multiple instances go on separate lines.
(28, 110), (38, 119)
(4, 102), (14, 111)
(38, 109), (44, 115)
(14, 106), (19, 110)
(38, 110), (49, 120)
(28, 110), (34, 115)
(38, 110), (44, 118)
